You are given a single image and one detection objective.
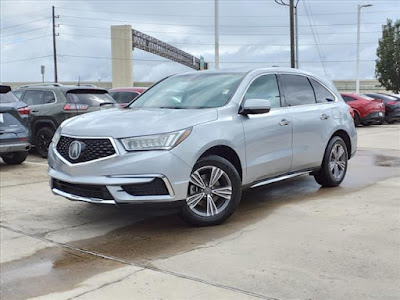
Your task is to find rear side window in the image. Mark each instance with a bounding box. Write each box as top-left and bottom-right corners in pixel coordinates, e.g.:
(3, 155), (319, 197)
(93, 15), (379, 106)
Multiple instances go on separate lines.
(66, 90), (116, 106)
(110, 91), (140, 104)
(13, 90), (23, 99)
(22, 90), (44, 106)
(310, 79), (335, 103)
(280, 74), (316, 106)
(43, 91), (56, 104)
(243, 74), (281, 109)
(0, 91), (19, 103)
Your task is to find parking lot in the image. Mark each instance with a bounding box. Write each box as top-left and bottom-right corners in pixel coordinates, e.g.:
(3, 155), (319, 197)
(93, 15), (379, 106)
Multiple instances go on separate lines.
(1, 124), (399, 300)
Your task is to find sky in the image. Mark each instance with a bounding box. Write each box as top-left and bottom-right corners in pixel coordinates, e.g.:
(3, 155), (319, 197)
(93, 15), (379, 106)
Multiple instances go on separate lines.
(1, 0), (399, 83)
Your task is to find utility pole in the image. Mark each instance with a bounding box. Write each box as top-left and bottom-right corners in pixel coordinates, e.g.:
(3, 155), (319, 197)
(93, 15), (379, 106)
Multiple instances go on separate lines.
(356, 4), (373, 93)
(275, 0), (298, 68)
(294, 6), (299, 68)
(214, 0), (219, 69)
(289, 0), (295, 68)
(52, 6), (58, 83)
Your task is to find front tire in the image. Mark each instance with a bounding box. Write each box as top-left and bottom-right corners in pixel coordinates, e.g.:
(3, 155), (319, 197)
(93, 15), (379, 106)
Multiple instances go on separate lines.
(1, 152), (28, 165)
(354, 112), (361, 127)
(35, 127), (55, 158)
(180, 155), (242, 226)
(314, 136), (348, 187)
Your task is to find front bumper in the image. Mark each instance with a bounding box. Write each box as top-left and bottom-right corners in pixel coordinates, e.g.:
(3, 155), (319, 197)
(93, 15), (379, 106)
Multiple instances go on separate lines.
(0, 141), (30, 154)
(48, 142), (192, 205)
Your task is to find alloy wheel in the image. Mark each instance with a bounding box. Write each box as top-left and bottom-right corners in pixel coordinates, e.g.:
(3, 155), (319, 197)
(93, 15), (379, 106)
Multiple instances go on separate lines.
(186, 166), (232, 217)
(329, 144), (347, 180)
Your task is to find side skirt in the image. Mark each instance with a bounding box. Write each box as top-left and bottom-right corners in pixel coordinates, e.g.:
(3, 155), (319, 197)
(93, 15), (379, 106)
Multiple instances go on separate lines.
(248, 169), (317, 189)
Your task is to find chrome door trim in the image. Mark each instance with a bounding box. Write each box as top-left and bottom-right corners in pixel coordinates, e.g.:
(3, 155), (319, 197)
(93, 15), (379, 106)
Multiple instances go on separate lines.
(250, 170), (311, 188)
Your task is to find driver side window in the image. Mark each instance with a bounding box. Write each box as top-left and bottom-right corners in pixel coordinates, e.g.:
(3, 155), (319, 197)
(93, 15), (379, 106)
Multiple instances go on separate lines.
(244, 74), (281, 109)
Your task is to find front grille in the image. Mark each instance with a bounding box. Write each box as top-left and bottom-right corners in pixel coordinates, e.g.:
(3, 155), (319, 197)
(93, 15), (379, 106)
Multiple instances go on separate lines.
(121, 178), (169, 196)
(53, 179), (114, 200)
(56, 135), (116, 163)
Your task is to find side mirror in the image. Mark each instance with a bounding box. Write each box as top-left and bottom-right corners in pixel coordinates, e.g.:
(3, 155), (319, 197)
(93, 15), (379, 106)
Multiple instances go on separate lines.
(239, 99), (271, 115)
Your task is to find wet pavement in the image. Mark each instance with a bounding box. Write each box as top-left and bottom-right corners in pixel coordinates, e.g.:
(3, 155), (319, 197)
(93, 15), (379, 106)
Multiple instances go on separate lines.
(1, 124), (399, 300)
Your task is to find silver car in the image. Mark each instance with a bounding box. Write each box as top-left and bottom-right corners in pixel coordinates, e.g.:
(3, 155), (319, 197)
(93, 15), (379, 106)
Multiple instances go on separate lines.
(48, 68), (357, 226)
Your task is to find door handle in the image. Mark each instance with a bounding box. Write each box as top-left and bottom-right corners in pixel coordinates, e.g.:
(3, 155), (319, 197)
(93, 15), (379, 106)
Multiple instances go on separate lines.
(31, 110), (38, 113)
(279, 119), (290, 126)
(320, 113), (330, 120)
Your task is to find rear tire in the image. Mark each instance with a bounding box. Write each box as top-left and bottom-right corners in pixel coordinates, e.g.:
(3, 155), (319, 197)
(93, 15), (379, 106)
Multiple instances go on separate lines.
(35, 127), (55, 158)
(314, 136), (348, 187)
(1, 152), (28, 165)
(180, 155), (242, 226)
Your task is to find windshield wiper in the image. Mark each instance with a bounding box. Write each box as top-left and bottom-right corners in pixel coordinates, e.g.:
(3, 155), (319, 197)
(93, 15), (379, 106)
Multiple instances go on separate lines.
(99, 102), (116, 106)
(158, 106), (185, 109)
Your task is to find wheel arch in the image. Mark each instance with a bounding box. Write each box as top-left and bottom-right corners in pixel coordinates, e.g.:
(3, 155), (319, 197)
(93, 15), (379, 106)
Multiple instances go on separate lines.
(330, 130), (352, 159)
(32, 119), (57, 144)
(198, 145), (243, 181)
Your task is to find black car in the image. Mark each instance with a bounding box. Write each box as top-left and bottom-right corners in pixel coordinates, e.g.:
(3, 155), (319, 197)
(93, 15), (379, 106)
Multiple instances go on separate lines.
(0, 106), (31, 164)
(0, 85), (30, 128)
(13, 84), (117, 157)
(364, 93), (400, 124)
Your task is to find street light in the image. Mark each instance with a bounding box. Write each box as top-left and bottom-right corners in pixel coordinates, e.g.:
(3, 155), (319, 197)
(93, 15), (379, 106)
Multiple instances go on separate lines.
(356, 3), (373, 93)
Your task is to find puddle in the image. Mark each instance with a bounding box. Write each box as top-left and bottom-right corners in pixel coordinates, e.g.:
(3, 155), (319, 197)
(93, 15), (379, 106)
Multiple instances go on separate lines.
(1, 148), (400, 299)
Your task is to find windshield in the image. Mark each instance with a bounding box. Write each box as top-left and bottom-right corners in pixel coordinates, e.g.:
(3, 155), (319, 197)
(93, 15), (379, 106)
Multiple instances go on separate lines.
(130, 73), (244, 109)
(0, 91), (19, 103)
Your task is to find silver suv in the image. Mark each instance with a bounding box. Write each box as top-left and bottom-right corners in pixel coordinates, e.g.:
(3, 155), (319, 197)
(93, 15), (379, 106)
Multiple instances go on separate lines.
(48, 68), (357, 226)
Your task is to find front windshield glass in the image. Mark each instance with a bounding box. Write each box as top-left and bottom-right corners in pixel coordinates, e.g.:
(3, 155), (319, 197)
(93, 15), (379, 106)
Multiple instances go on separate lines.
(130, 73), (245, 109)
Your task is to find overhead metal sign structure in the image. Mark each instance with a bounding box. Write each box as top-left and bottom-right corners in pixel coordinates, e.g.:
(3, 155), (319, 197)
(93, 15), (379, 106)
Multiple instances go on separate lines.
(132, 29), (208, 70)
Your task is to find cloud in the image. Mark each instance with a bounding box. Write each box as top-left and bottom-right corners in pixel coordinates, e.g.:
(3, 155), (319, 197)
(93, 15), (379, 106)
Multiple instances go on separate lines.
(1, 0), (399, 83)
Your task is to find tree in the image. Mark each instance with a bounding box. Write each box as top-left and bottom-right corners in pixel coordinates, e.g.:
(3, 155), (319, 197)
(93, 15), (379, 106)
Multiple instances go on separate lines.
(375, 19), (400, 93)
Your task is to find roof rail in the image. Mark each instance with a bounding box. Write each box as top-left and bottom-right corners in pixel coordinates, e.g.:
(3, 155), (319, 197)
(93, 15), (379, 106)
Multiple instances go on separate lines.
(19, 83), (63, 88)
(77, 84), (98, 87)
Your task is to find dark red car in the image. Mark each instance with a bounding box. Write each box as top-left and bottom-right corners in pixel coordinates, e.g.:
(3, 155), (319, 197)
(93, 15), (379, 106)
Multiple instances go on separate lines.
(364, 93), (400, 124)
(109, 87), (147, 107)
(341, 93), (385, 126)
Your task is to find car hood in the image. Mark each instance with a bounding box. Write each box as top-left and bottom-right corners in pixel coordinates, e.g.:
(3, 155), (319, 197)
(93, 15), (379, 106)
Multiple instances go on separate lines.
(61, 107), (218, 138)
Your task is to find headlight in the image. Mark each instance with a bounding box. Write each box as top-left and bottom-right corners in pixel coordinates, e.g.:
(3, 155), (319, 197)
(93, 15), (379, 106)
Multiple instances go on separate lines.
(121, 128), (192, 151)
(52, 126), (62, 145)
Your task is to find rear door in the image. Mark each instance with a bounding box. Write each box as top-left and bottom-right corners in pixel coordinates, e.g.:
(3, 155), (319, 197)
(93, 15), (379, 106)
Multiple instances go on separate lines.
(241, 74), (293, 183)
(21, 89), (44, 120)
(279, 74), (336, 171)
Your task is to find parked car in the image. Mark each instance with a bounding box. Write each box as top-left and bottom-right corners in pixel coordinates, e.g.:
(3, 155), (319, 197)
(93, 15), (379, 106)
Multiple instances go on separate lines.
(13, 84), (117, 157)
(364, 93), (400, 124)
(0, 106), (31, 164)
(48, 68), (357, 226)
(109, 87), (147, 107)
(341, 93), (385, 126)
(0, 85), (30, 128)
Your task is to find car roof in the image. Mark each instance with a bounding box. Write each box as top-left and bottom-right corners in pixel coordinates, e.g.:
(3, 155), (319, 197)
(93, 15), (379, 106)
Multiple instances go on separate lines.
(16, 84), (107, 93)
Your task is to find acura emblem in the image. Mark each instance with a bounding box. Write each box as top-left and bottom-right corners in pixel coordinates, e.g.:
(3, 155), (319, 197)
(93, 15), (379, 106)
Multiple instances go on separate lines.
(68, 141), (82, 160)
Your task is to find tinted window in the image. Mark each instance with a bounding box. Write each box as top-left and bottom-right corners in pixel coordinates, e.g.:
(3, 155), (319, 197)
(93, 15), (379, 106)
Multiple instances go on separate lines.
(66, 91), (116, 106)
(43, 91), (56, 104)
(0, 112), (23, 128)
(13, 90), (23, 99)
(310, 79), (335, 103)
(110, 91), (140, 104)
(342, 96), (355, 102)
(281, 74), (316, 106)
(22, 90), (44, 106)
(243, 75), (281, 109)
(0, 91), (19, 103)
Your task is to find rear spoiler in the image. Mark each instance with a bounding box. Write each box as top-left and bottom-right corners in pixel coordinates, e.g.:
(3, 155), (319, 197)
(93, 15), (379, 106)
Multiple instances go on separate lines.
(0, 85), (12, 94)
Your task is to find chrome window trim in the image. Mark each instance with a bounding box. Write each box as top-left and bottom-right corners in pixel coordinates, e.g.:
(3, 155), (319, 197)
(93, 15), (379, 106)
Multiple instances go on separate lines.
(54, 134), (119, 166)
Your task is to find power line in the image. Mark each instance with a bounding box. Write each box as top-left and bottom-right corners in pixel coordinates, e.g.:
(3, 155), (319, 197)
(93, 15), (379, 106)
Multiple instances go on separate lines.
(0, 17), (52, 31)
(59, 14), (385, 28)
(1, 55), (53, 64)
(55, 6), (395, 18)
(1, 34), (52, 46)
(1, 26), (50, 38)
(57, 32), (379, 46)
(57, 23), (382, 37)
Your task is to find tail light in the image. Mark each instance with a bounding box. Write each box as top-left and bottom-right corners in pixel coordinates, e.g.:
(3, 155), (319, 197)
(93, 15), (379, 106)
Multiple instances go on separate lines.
(387, 101), (397, 105)
(17, 107), (30, 115)
(63, 103), (89, 111)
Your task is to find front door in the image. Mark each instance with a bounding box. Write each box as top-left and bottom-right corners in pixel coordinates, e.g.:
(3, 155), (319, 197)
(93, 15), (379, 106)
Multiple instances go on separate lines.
(241, 74), (293, 183)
